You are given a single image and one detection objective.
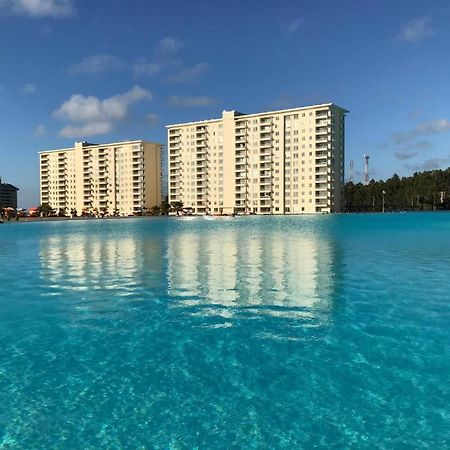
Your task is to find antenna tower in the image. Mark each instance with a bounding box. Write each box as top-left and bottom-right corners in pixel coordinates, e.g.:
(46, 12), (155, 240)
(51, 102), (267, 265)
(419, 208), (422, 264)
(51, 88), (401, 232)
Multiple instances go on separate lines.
(364, 154), (370, 185)
(349, 160), (354, 183)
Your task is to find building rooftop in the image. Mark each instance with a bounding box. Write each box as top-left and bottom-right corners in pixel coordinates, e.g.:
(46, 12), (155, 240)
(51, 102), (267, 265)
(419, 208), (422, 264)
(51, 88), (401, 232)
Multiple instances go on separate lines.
(38, 139), (159, 154)
(0, 178), (19, 191)
(166, 103), (349, 128)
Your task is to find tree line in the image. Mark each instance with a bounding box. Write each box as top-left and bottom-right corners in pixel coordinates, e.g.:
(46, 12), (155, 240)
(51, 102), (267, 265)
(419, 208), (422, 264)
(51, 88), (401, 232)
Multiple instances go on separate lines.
(345, 167), (450, 212)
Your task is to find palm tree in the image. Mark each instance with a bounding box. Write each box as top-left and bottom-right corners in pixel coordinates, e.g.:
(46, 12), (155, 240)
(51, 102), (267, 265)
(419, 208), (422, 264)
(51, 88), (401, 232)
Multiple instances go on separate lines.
(171, 201), (183, 216)
(160, 197), (170, 215)
(38, 203), (54, 217)
(150, 205), (161, 216)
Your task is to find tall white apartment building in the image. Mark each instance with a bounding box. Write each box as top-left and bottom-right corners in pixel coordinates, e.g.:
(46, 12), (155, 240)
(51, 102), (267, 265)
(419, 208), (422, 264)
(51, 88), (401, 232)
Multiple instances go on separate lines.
(39, 140), (162, 216)
(167, 104), (347, 215)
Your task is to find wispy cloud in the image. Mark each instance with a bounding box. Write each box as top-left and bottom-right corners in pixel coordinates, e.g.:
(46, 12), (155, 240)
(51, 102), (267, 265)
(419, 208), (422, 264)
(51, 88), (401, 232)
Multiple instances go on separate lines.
(134, 36), (184, 78)
(54, 86), (152, 138)
(399, 17), (434, 42)
(389, 118), (450, 161)
(146, 113), (159, 127)
(285, 18), (303, 33)
(34, 124), (46, 136)
(22, 83), (36, 94)
(406, 155), (450, 172)
(155, 37), (184, 56)
(415, 119), (450, 134)
(0, 0), (75, 18)
(69, 54), (124, 75)
(167, 63), (210, 83)
(419, 156), (450, 171)
(394, 150), (419, 160)
(133, 59), (162, 77)
(167, 95), (216, 107)
(392, 119), (450, 145)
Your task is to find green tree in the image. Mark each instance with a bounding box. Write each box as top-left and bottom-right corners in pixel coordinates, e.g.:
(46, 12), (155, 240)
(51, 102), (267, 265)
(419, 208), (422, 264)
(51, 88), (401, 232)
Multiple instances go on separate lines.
(150, 205), (161, 216)
(344, 167), (450, 212)
(171, 201), (184, 216)
(160, 196), (170, 215)
(38, 203), (54, 217)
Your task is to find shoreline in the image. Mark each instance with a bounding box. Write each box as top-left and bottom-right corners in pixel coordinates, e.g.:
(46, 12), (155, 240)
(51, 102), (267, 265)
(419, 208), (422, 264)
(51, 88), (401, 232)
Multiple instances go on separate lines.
(2, 209), (449, 225)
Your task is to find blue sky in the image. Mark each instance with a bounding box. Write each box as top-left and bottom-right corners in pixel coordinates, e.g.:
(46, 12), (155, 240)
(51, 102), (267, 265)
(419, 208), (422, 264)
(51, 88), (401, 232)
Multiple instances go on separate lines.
(1, 0), (450, 207)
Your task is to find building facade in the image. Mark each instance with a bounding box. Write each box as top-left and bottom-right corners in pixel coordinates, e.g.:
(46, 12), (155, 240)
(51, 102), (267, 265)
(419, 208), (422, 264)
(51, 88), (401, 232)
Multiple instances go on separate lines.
(0, 178), (19, 208)
(167, 104), (347, 215)
(39, 140), (162, 216)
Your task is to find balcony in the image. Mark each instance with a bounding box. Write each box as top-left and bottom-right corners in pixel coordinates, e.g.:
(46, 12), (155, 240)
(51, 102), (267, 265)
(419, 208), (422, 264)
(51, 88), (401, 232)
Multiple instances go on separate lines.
(315, 181), (329, 189)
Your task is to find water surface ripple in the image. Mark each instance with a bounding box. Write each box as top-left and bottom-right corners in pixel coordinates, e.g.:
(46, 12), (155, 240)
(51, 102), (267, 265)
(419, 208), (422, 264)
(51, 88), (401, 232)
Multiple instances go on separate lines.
(0, 214), (449, 448)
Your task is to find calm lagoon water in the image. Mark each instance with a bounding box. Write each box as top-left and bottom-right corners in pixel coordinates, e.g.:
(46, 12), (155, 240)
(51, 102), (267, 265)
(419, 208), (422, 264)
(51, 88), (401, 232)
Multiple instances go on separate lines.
(0, 213), (449, 448)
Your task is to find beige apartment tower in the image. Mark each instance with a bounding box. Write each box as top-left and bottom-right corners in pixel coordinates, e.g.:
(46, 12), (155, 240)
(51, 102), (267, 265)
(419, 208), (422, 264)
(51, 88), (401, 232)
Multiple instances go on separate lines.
(167, 104), (347, 215)
(39, 140), (162, 216)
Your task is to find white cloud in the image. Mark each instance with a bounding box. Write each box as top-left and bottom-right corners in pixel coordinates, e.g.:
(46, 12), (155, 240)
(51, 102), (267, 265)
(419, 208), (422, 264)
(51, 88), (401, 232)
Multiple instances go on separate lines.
(167, 95), (216, 107)
(392, 118), (450, 145)
(34, 124), (46, 136)
(415, 119), (450, 134)
(399, 17), (434, 42)
(54, 86), (152, 138)
(133, 59), (162, 76)
(22, 83), (36, 94)
(155, 37), (184, 56)
(69, 54), (124, 75)
(0, 0), (75, 18)
(167, 63), (210, 83)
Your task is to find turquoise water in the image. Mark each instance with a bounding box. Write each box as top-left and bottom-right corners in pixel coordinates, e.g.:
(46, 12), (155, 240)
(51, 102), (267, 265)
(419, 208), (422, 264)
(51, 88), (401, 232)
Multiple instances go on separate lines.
(0, 214), (449, 448)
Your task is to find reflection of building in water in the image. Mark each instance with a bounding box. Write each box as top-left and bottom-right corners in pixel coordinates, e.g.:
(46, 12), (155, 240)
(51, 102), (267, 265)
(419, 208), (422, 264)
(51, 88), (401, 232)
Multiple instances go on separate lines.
(39, 231), (165, 314)
(167, 225), (338, 324)
(38, 222), (339, 326)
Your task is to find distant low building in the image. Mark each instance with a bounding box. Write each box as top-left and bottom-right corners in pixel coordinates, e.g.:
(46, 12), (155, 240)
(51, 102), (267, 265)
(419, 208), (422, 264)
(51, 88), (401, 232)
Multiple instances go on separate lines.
(0, 178), (19, 209)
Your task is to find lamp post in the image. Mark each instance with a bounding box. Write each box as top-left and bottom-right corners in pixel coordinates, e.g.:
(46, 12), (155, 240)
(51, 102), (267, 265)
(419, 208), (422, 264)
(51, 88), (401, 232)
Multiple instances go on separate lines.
(382, 190), (386, 213)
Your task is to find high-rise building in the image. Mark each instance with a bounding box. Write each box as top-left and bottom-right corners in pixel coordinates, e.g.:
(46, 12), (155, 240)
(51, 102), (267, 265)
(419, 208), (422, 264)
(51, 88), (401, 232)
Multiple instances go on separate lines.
(39, 140), (162, 216)
(167, 103), (347, 215)
(0, 178), (19, 208)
